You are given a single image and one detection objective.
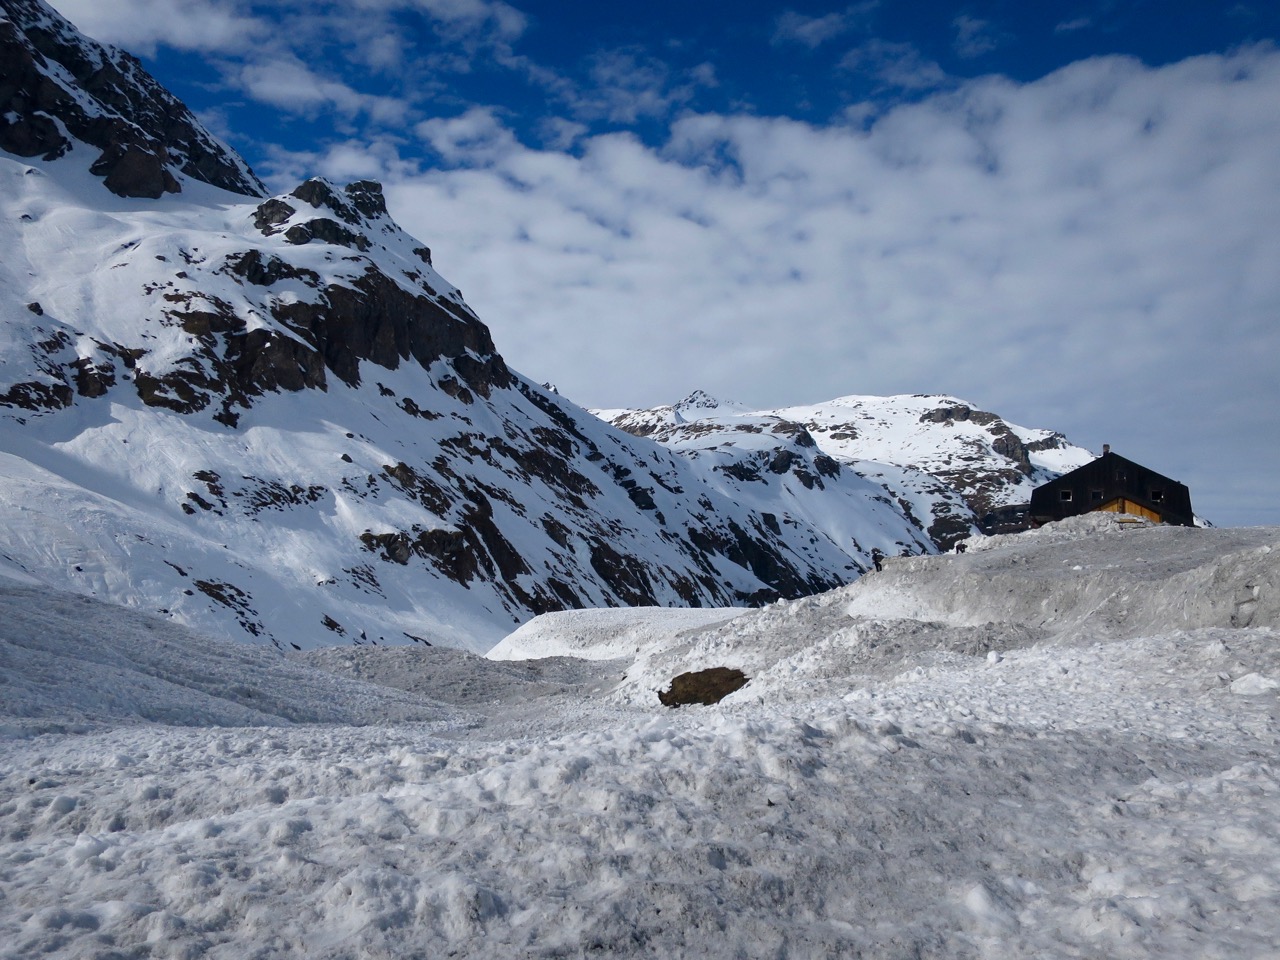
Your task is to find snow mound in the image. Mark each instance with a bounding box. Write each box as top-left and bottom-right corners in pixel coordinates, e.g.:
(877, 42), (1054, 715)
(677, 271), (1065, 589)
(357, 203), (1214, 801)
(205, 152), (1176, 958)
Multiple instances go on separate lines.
(488, 606), (749, 661)
(847, 521), (1280, 639)
(962, 511), (1160, 551)
(498, 522), (1280, 708)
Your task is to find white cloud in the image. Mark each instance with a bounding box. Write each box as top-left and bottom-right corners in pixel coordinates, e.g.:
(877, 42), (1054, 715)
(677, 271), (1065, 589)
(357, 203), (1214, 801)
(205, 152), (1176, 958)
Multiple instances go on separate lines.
(415, 106), (520, 165)
(538, 117), (589, 151)
(312, 139), (406, 182)
(49, 0), (528, 54)
(560, 49), (711, 124)
(840, 40), (951, 91)
(772, 4), (877, 49)
(47, 0), (263, 54)
(46, 0), (527, 121)
(1055, 17), (1093, 34)
(413, 0), (527, 41)
(952, 15), (1002, 59)
(235, 57), (409, 123)
(355, 48), (1280, 526)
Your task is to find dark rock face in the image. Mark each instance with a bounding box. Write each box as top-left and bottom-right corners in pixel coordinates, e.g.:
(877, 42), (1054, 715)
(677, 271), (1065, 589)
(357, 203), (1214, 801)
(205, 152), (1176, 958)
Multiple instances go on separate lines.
(0, 0), (265, 198)
(128, 253), (510, 424)
(919, 403), (997, 426)
(91, 141), (180, 199)
(915, 400), (1046, 525)
(222, 250), (321, 288)
(659, 667), (750, 707)
(284, 219), (370, 251)
(306, 265), (508, 394)
(253, 199), (296, 234)
(0, 326), (77, 411)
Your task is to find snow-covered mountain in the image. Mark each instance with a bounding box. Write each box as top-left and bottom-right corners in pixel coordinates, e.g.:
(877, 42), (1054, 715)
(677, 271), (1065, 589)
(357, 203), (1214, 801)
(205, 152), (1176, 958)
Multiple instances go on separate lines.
(1, 0), (958, 652)
(598, 391), (1094, 550)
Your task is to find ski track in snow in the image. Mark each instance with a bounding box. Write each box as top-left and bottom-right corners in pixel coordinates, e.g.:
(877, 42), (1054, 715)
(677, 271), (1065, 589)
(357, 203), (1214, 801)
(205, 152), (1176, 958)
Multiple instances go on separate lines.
(2, 516), (1279, 958)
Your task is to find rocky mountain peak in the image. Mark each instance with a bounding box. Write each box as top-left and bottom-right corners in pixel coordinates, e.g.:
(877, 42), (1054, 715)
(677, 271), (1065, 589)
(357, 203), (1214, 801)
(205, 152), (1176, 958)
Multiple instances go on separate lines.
(291, 178), (390, 223)
(672, 390), (751, 418)
(0, 0), (265, 198)
(600, 393), (1096, 553)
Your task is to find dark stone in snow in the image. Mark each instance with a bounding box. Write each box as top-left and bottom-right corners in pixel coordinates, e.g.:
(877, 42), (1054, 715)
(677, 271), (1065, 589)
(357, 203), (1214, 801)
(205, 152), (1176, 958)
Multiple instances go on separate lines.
(659, 667), (750, 707)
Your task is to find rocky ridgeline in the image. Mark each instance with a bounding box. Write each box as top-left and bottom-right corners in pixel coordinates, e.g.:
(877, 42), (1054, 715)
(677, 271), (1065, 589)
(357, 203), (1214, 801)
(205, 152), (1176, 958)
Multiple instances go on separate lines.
(1, 176), (509, 427)
(0, 0), (264, 198)
(599, 392), (1092, 552)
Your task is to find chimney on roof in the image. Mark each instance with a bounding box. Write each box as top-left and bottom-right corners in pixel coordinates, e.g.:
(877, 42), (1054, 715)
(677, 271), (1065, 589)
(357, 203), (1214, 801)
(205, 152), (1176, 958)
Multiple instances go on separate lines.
(1102, 444), (1111, 456)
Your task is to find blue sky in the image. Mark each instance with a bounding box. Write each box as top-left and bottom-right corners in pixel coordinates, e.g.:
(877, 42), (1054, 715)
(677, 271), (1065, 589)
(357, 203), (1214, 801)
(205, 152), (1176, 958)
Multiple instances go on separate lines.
(46, 0), (1280, 526)
(66, 1), (1280, 171)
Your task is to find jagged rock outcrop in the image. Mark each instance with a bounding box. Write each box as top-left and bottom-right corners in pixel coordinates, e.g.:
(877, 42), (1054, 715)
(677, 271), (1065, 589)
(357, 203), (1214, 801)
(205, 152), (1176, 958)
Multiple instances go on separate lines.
(0, 0), (264, 197)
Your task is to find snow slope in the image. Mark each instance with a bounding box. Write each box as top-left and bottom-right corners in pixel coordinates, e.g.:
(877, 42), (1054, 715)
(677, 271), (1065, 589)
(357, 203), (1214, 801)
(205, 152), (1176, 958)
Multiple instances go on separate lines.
(3, 517), (1278, 958)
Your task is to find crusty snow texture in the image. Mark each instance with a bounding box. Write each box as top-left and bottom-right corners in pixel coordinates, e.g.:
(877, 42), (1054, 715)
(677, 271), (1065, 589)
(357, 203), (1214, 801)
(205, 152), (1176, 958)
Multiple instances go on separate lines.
(2, 515), (1279, 959)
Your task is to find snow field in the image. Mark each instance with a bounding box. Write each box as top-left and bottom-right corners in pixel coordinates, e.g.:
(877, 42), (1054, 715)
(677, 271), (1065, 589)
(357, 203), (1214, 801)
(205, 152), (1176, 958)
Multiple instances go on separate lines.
(4, 634), (1277, 959)
(3, 518), (1279, 957)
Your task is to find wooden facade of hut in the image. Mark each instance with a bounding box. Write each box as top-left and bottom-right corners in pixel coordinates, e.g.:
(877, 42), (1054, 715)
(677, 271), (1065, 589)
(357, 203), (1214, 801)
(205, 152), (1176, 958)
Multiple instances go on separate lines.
(1028, 447), (1194, 527)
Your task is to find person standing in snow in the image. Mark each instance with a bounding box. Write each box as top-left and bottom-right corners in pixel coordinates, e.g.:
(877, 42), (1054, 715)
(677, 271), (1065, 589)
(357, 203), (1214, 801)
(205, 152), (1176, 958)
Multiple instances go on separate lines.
(870, 548), (884, 572)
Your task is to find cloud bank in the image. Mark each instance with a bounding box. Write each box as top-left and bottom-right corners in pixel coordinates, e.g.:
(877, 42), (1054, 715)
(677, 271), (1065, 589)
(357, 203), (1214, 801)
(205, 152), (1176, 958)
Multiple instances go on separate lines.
(368, 48), (1279, 525)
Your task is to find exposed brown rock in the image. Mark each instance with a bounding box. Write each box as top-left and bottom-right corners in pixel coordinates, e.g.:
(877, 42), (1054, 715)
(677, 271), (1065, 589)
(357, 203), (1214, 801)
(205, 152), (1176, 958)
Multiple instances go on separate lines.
(659, 667), (749, 707)
(222, 249), (320, 287)
(253, 198), (296, 235)
(91, 141), (179, 199)
(284, 218), (371, 252)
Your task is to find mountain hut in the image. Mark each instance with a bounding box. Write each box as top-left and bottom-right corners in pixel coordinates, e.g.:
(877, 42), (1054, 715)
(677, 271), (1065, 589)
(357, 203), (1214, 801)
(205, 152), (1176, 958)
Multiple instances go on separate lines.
(1028, 446), (1194, 527)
